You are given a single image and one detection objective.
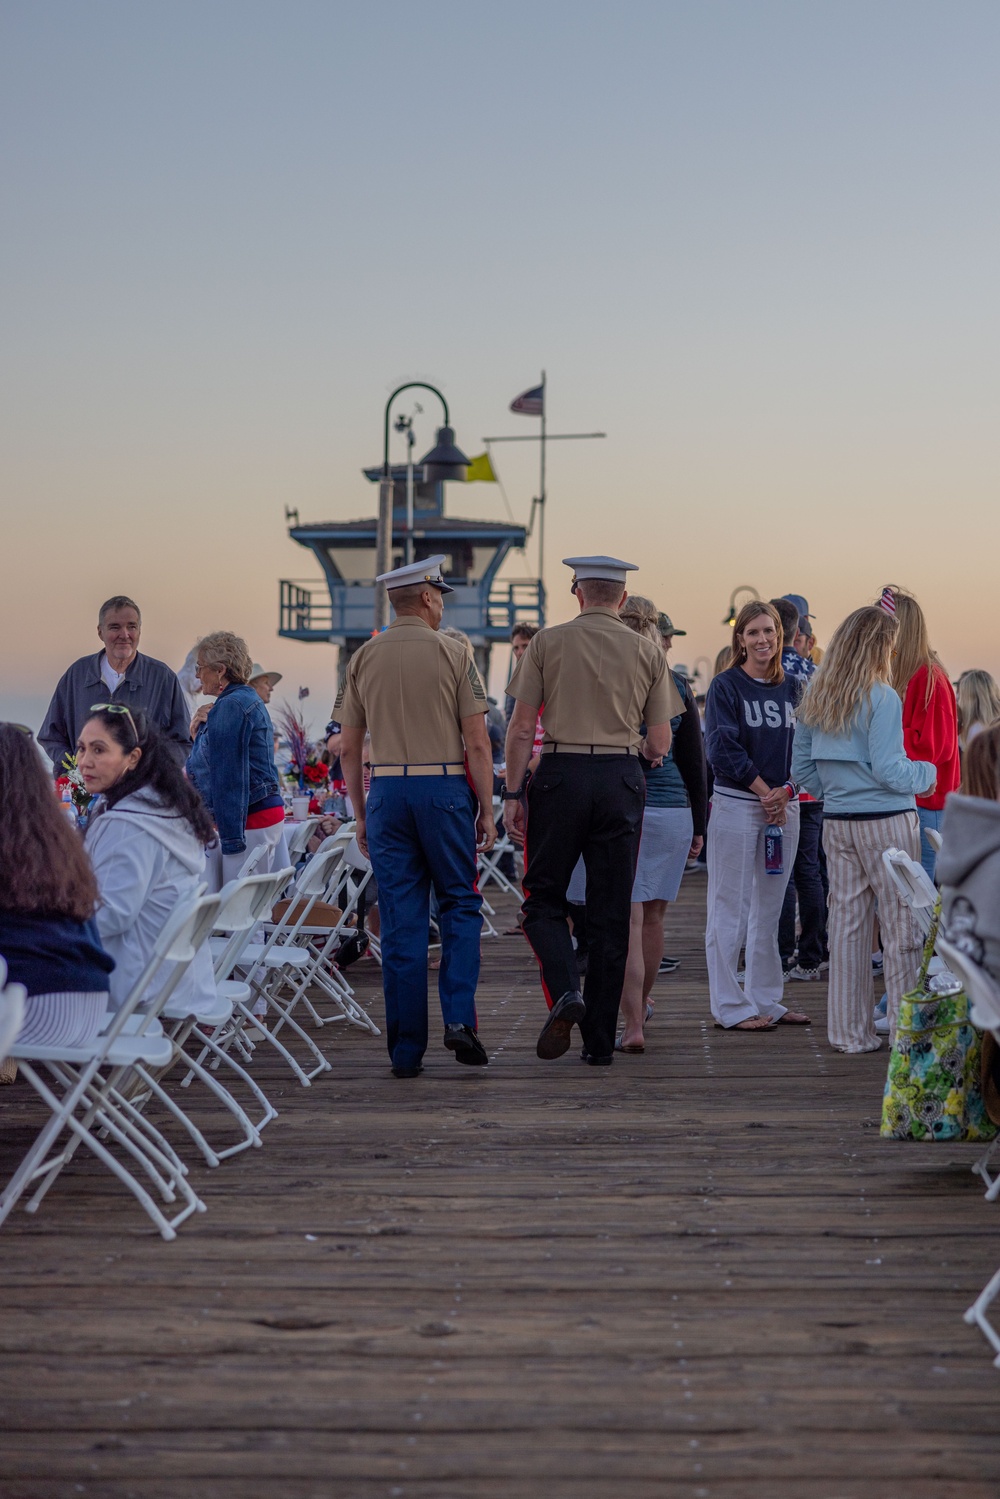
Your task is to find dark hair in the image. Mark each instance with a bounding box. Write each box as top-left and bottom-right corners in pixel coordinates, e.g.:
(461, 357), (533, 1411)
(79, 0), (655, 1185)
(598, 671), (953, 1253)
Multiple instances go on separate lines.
(770, 597), (801, 648)
(85, 709), (215, 846)
(0, 724), (99, 920)
(98, 595), (141, 626)
(511, 623), (539, 643)
(962, 724), (1000, 801)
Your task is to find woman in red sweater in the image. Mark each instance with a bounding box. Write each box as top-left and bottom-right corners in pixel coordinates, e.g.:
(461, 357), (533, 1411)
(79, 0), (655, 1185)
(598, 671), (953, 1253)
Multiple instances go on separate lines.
(886, 586), (960, 880)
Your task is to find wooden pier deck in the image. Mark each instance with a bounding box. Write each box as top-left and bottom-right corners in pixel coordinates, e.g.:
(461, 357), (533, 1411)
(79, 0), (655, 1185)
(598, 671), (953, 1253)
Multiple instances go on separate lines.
(2, 870), (999, 1497)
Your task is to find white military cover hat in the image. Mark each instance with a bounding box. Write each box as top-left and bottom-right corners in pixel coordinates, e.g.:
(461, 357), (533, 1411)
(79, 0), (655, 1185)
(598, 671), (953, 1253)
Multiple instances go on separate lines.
(563, 555), (639, 584)
(376, 553), (455, 594)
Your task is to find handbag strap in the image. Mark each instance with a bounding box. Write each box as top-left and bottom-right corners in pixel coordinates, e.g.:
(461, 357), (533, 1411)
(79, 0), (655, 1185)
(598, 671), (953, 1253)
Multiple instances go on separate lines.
(916, 896), (941, 989)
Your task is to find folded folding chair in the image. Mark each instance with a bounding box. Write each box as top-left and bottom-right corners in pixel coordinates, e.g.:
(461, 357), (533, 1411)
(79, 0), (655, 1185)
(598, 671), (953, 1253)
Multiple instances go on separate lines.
(0, 966), (26, 1067)
(2, 894), (222, 1241)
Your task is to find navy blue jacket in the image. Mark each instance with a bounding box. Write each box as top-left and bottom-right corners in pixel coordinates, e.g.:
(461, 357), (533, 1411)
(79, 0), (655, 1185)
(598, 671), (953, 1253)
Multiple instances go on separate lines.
(705, 666), (801, 792)
(186, 683), (280, 855)
(39, 650), (192, 773)
(0, 911), (115, 997)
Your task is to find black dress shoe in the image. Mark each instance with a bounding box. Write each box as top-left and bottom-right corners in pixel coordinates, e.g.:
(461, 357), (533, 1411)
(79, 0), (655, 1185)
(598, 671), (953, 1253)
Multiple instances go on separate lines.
(391, 1062), (424, 1078)
(443, 1024), (489, 1066)
(536, 991), (586, 1060)
(579, 1048), (613, 1067)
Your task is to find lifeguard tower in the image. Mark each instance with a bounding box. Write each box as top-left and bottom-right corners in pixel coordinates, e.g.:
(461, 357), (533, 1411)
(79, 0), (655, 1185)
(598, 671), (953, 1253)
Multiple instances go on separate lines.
(278, 463), (544, 684)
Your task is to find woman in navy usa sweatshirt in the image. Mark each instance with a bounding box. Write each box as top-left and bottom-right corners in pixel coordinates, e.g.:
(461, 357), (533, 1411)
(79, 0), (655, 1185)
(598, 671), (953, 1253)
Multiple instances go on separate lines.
(703, 601), (810, 1030)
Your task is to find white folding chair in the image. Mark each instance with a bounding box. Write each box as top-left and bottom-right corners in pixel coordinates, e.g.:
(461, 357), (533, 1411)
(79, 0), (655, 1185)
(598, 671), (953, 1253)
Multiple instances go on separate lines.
(137, 871), (291, 1166)
(882, 848), (938, 939)
(2, 894), (222, 1240)
(221, 845), (349, 1085)
(271, 836), (381, 1036)
(285, 817), (322, 862)
(926, 827), (944, 856)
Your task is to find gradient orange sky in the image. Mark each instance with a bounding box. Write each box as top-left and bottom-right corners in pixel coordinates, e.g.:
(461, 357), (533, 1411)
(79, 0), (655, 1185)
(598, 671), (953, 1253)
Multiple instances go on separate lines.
(3, 2), (998, 733)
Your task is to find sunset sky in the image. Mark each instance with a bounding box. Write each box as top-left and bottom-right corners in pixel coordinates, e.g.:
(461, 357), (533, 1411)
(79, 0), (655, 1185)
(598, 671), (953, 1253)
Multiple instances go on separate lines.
(3, 1), (998, 733)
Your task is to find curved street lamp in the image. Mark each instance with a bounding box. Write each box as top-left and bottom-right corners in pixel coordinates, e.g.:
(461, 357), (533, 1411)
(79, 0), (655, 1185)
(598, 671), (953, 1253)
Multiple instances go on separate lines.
(722, 584), (762, 629)
(375, 383), (469, 629)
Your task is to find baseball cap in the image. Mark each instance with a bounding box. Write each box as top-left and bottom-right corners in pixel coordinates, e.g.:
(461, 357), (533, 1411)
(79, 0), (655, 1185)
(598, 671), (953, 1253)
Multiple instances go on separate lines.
(657, 612), (687, 637)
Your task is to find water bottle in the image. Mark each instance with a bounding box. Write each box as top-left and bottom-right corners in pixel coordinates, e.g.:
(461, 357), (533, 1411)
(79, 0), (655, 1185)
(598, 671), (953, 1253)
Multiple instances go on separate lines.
(764, 823), (784, 875)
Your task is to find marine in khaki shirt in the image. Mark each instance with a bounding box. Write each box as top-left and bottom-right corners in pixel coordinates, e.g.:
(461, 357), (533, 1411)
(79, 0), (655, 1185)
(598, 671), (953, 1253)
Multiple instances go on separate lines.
(337, 554), (496, 1080)
(505, 607), (683, 752)
(503, 556), (681, 1068)
(336, 619), (487, 769)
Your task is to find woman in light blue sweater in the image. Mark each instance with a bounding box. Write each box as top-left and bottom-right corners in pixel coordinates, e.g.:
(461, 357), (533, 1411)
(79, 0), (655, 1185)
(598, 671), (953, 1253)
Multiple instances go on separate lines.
(792, 606), (936, 1052)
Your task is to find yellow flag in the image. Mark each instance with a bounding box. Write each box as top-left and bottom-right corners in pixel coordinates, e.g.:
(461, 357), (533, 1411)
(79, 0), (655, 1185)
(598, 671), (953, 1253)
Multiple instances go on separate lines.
(465, 451), (497, 482)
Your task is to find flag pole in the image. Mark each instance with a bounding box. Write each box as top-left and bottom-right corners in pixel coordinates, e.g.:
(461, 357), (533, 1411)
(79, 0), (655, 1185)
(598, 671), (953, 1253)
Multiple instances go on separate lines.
(538, 369), (546, 582)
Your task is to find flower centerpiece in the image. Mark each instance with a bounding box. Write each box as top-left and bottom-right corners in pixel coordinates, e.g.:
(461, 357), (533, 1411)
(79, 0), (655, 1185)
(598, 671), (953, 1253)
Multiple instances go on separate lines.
(59, 753), (94, 824)
(274, 703), (329, 799)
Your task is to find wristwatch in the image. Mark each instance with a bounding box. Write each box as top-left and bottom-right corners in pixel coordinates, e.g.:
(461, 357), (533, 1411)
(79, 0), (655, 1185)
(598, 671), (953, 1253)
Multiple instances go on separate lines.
(501, 785), (525, 801)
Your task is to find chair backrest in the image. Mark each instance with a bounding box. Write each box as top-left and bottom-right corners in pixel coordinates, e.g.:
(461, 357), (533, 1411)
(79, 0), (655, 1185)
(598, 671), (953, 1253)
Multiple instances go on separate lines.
(104, 893), (223, 1044)
(213, 869), (292, 982)
(343, 836), (371, 874)
(936, 936), (1000, 1033)
(237, 842), (268, 878)
(286, 818), (321, 860)
(0, 981), (26, 1062)
(294, 843), (347, 900)
(926, 827), (944, 855)
(882, 848), (937, 930)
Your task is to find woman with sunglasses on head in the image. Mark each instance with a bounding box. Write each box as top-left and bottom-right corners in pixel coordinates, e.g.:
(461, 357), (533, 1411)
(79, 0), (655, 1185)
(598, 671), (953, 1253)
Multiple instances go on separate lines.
(185, 632), (284, 889)
(0, 722), (114, 1045)
(77, 705), (217, 1011)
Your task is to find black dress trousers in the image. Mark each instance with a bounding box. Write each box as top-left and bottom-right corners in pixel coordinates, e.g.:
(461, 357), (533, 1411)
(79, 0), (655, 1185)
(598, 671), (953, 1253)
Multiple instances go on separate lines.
(521, 753), (646, 1058)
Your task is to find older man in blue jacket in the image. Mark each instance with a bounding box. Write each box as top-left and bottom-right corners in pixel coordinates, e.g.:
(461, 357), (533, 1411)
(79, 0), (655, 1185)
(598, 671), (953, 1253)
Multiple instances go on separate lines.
(39, 595), (191, 773)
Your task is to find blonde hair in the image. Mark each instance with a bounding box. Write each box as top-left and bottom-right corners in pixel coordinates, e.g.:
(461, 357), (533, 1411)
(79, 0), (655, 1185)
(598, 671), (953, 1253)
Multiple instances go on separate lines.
(883, 586), (942, 707)
(957, 669), (1000, 748)
(713, 644), (733, 677)
(619, 594), (660, 645)
(440, 625), (474, 657)
(798, 606), (898, 735)
(197, 631), (253, 685)
(730, 601), (784, 686)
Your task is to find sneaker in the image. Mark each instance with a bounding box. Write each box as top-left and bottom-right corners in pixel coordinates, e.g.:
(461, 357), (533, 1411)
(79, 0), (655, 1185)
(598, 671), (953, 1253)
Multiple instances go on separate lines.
(872, 952), (884, 973)
(735, 969), (746, 982)
(658, 955), (680, 974)
(874, 1014), (890, 1035)
(785, 964), (824, 982)
(873, 994), (888, 1019)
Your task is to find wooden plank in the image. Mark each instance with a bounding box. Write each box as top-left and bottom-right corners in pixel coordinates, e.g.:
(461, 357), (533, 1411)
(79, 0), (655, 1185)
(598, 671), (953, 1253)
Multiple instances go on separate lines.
(0, 871), (998, 1494)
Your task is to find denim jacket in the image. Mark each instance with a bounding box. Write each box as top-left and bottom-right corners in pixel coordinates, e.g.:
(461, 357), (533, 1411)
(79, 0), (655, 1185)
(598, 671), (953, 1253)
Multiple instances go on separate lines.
(186, 683), (280, 854)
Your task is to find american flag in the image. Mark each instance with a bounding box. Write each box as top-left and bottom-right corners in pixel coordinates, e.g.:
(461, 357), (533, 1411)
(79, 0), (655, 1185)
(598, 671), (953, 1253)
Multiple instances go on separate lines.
(878, 588), (896, 616)
(510, 383), (544, 416)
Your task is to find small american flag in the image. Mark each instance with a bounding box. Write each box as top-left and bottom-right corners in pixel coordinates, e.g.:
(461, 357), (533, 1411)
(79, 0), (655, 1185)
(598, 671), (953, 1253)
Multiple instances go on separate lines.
(510, 383), (544, 416)
(878, 588), (896, 616)
(298, 685), (310, 700)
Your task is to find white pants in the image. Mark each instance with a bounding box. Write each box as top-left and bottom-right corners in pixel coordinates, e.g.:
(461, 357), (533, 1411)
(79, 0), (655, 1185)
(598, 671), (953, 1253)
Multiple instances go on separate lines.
(706, 791), (799, 1026)
(206, 821), (287, 892)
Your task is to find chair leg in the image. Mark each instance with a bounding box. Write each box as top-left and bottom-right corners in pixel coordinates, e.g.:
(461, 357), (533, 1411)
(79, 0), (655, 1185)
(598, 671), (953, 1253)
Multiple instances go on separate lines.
(964, 1262), (1000, 1365)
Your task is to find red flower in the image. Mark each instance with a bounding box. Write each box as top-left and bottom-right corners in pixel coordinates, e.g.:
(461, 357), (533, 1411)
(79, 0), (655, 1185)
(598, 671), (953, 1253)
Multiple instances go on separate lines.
(303, 763), (328, 786)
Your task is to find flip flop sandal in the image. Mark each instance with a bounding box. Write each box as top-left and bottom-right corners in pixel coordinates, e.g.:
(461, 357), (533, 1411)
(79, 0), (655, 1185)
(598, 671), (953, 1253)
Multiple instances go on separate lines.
(713, 1019), (777, 1031)
(614, 1035), (646, 1053)
(776, 1012), (812, 1024)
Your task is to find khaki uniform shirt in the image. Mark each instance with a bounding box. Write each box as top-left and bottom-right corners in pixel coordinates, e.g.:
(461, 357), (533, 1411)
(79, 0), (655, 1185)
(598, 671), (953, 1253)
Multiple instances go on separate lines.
(334, 617), (486, 765)
(507, 608), (683, 750)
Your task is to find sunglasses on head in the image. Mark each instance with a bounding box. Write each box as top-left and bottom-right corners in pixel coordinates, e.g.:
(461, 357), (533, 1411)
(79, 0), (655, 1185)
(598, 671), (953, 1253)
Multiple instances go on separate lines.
(90, 702), (140, 742)
(3, 722), (34, 738)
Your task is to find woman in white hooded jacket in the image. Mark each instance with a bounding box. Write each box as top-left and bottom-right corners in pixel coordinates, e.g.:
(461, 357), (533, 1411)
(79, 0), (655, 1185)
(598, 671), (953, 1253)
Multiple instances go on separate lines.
(77, 707), (217, 1012)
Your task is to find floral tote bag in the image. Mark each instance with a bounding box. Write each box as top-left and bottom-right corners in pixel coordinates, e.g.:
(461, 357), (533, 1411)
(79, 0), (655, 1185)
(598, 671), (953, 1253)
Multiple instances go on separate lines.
(881, 903), (997, 1143)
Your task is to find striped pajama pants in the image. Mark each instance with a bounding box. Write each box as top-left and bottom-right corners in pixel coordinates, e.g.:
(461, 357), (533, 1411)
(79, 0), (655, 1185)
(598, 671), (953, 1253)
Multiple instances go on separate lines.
(822, 812), (923, 1053)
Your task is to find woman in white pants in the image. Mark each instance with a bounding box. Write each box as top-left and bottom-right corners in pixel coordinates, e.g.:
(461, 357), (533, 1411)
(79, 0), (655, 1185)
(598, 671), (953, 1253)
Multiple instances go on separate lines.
(791, 604), (935, 1052)
(704, 602), (809, 1031)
